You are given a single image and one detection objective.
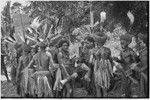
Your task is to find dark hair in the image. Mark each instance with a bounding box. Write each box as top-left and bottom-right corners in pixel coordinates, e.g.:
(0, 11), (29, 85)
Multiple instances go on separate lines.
(32, 45), (38, 53)
(81, 41), (84, 46)
(22, 44), (31, 53)
(38, 41), (47, 49)
(58, 39), (70, 48)
(84, 36), (95, 47)
(84, 36), (95, 43)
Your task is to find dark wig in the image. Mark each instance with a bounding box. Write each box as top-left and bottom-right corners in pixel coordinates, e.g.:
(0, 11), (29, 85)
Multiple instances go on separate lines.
(84, 36), (95, 43)
(58, 39), (70, 48)
(84, 36), (95, 47)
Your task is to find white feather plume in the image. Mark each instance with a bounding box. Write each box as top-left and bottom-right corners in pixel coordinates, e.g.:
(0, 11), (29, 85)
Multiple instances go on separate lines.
(30, 16), (42, 29)
(127, 11), (134, 25)
(100, 11), (106, 23)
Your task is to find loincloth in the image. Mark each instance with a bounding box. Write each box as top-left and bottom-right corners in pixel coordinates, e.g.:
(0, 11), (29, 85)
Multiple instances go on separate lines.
(32, 70), (53, 97)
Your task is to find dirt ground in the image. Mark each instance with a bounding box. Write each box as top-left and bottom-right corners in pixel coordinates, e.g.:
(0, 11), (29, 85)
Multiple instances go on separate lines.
(1, 79), (140, 98)
(1, 64), (140, 98)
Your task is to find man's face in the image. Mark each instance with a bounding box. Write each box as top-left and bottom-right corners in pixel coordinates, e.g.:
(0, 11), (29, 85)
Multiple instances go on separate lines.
(2, 44), (5, 51)
(120, 40), (128, 49)
(84, 40), (93, 48)
(13, 49), (17, 57)
(136, 38), (146, 50)
(62, 43), (69, 51)
(96, 41), (103, 47)
(31, 49), (36, 55)
(138, 38), (145, 46)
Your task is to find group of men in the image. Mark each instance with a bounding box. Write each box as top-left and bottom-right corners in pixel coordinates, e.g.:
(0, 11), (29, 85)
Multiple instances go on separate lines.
(1, 32), (148, 98)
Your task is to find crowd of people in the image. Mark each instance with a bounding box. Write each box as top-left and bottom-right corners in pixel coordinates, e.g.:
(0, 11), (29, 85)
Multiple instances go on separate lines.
(1, 32), (148, 98)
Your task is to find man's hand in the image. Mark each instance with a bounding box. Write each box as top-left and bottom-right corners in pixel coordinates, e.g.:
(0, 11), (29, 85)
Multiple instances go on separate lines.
(130, 63), (140, 72)
(71, 72), (78, 78)
(115, 64), (123, 70)
(130, 63), (137, 69)
(84, 75), (90, 82)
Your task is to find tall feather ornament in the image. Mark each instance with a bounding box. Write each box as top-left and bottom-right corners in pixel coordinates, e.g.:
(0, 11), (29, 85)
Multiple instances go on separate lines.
(127, 11), (134, 25)
(100, 11), (106, 23)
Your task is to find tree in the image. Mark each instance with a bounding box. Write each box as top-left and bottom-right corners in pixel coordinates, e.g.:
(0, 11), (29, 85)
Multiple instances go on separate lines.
(1, 1), (11, 37)
(21, 1), (92, 43)
(12, 1), (148, 44)
(110, 1), (148, 36)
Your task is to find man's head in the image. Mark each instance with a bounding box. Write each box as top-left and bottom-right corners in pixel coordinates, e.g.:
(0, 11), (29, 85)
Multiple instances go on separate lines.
(22, 44), (31, 54)
(14, 43), (22, 50)
(31, 45), (38, 55)
(58, 39), (70, 52)
(137, 33), (148, 47)
(120, 34), (132, 49)
(84, 36), (95, 48)
(94, 32), (107, 46)
(38, 41), (47, 50)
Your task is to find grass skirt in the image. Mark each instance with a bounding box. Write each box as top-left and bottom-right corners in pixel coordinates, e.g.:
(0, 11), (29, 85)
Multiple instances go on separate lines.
(94, 59), (113, 89)
(32, 71), (53, 97)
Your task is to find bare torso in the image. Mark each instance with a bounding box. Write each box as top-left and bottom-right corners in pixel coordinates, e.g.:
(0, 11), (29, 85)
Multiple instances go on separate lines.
(33, 51), (50, 71)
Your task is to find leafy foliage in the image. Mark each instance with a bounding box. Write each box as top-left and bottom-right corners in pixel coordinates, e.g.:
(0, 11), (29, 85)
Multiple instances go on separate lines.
(1, 1), (11, 37)
(1, 1), (148, 46)
(110, 1), (148, 35)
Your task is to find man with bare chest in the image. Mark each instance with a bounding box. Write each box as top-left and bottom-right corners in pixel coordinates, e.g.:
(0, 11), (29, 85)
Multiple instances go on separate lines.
(57, 39), (90, 97)
(16, 44), (32, 97)
(1, 41), (10, 82)
(137, 33), (148, 97)
(27, 42), (54, 97)
(114, 34), (138, 97)
(79, 36), (95, 95)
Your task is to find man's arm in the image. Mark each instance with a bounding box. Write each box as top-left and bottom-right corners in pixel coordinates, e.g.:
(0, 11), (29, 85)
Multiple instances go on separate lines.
(89, 49), (94, 64)
(106, 48), (114, 67)
(113, 51), (125, 64)
(139, 50), (147, 72)
(81, 63), (91, 82)
(140, 65), (147, 72)
(130, 49), (139, 63)
(129, 49), (141, 71)
(57, 52), (69, 77)
(47, 51), (58, 70)
(27, 57), (35, 69)
(16, 57), (23, 82)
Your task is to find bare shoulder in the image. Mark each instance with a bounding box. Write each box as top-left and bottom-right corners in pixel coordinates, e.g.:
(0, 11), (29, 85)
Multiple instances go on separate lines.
(46, 51), (52, 58)
(32, 53), (39, 60)
(128, 47), (136, 55)
(19, 56), (23, 61)
(58, 52), (63, 57)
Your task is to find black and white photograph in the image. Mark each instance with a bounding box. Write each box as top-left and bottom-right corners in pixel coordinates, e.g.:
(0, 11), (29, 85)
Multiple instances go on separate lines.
(1, 0), (149, 98)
